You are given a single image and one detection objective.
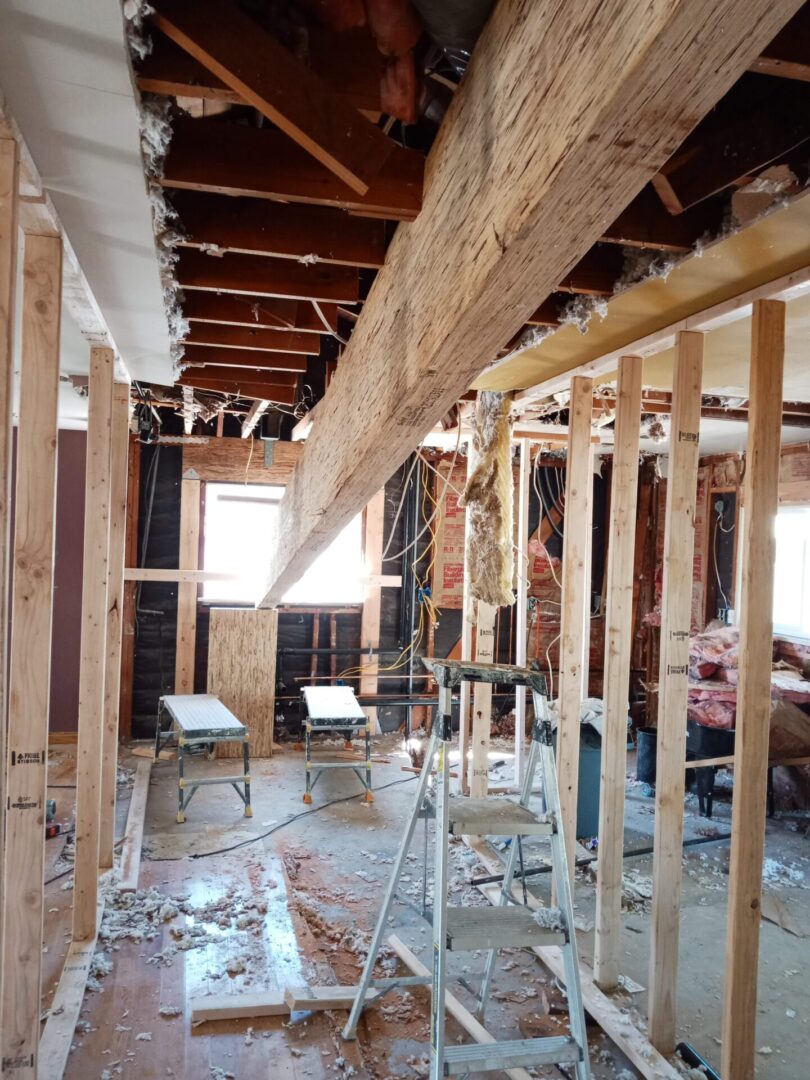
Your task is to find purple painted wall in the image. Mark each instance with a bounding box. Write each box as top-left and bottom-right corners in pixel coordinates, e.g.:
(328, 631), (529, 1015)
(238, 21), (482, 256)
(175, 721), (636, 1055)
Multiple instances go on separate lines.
(10, 429), (86, 732)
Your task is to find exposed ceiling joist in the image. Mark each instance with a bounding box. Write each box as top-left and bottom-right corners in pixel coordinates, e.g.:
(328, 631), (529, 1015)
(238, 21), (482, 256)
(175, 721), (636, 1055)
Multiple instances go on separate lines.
(180, 344), (309, 372)
(181, 294), (338, 332)
(258, 0), (803, 607)
(137, 26), (385, 115)
(516, 262), (810, 404)
(160, 117), (423, 221)
(178, 372), (298, 404)
(175, 250), (359, 303)
(171, 191), (386, 269)
(184, 325), (319, 354)
(749, 5), (810, 81)
(151, 0), (395, 195)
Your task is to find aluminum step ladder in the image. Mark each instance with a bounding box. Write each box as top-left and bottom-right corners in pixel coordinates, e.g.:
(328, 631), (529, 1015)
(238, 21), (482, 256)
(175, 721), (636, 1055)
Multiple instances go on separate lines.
(343, 659), (591, 1079)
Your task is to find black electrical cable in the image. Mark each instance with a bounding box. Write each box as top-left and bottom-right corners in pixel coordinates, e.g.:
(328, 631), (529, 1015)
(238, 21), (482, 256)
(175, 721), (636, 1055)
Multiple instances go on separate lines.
(187, 774), (419, 860)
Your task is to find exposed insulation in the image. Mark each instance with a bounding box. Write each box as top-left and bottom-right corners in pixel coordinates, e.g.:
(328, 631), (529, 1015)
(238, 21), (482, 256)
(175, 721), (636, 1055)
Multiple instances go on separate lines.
(122, 0), (155, 61)
(460, 391), (515, 608)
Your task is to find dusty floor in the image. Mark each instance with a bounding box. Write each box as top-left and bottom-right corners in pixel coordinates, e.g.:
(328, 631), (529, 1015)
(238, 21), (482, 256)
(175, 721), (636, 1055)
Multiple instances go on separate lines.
(41, 732), (810, 1079)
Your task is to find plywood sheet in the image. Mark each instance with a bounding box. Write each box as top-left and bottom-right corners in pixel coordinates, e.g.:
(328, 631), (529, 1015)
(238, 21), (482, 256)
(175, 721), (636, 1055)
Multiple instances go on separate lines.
(207, 608), (277, 757)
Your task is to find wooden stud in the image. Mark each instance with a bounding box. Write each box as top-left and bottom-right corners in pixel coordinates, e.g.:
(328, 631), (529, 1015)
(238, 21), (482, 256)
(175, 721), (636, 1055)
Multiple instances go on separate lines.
(72, 347), (114, 943)
(152, 0), (396, 195)
(162, 115), (423, 221)
(513, 441), (531, 783)
(593, 356), (643, 991)
(0, 232), (62, 1076)
(99, 383), (131, 870)
(720, 301), (785, 1080)
(556, 376), (594, 886)
(647, 331), (704, 1053)
(470, 601), (497, 798)
(0, 136), (17, 990)
(360, 488), (386, 733)
(174, 477), (201, 695)
(257, 0), (795, 607)
(125, 567), (237, 584)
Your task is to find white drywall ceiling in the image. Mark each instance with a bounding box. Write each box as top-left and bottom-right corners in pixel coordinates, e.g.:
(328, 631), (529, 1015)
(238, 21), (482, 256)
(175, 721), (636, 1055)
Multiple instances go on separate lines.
(0, 0), (172, 404)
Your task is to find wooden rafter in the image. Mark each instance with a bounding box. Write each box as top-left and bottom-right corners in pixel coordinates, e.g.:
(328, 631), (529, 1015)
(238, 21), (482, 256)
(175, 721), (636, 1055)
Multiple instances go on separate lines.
(172, 191), (386, 269)
(183, 293), (338, 333)
(178, 373), (298, 404)
(137, 25), (385, 115)
(749, 5), (810, 82)
(241, 399), (270, 439)
(151, 0), (397, 195)
(258, 0), (802, 607)
(175, 249), (360, 303)
(161, 116), (423, 221)
(185, 325), (320, 354)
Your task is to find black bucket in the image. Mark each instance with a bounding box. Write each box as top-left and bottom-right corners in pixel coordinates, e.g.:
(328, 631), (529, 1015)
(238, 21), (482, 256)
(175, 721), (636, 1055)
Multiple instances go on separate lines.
(636, 727), (658, 785)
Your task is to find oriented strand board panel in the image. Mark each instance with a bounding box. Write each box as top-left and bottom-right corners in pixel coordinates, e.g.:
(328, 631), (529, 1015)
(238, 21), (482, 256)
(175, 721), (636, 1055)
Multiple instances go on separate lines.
(183, 437), (301, 485)
(207, 608), (277, 757)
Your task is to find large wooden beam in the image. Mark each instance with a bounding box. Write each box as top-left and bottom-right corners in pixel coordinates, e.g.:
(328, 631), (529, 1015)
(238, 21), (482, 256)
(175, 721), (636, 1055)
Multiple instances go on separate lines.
(0, 136), (17, 989)
(73, 347), (114, 943)
(556, 376), (594, 886)
(99, 383), (131, 870)
(151, 0), (396, 195)
(175, 250), (360, 304)
(161, 116), (423, 221)
(647, 331), (703, 1053)
(0, 232), (62, 1078)
(593, 356), (642, 991)
(720, 301), (785, 1080)
(173, 192), (386, 269)
(258, 0), (801, 607)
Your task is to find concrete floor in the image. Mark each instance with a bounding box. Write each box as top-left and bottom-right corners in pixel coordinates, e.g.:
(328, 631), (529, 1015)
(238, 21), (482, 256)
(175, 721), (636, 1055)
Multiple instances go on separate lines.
(44, 732), (810, 1078)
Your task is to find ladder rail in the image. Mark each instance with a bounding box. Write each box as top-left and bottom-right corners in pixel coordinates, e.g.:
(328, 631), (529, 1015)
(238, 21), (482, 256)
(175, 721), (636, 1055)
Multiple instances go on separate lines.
(429, 687), (453, 1080)
(342, 723), (439, 1040)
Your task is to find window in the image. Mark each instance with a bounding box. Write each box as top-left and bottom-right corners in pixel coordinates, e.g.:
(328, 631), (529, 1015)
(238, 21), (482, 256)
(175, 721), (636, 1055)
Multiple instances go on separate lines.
(772, 505), (810, 640)
(202, 482), (365, 605)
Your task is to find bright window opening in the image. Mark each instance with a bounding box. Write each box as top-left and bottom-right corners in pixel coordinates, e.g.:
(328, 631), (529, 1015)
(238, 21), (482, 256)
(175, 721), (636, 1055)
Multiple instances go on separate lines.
(773, 505), (810, 640)
(202, 482), (365, 605)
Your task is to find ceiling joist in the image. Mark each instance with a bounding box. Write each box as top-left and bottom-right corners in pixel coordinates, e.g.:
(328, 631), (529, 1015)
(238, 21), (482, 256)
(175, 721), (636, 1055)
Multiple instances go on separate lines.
(151, 0), (396, 195)
(185, 325), (320, 354)
(175, 250), (360, 303)
(161, 117), (423, 221)
(181, 294), (338, 333)
(180, 344), (310, 372)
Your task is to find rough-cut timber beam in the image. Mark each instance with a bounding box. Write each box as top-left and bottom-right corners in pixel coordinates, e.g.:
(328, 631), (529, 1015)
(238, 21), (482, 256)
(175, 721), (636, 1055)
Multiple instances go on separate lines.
(178, 374), (298, 404)
(172, 191), (386, 269)
(137, 26), (385, 114)
(176, 249), (359, 303)
(653, 79), (810, 214)
(181, 344), (310, 372)
(258, 0), (802, 607)
(185, 324), (319, 355)
(183, 293), (337, 333)
(151, 0), (396, 195)
(161, 117), (423, 221)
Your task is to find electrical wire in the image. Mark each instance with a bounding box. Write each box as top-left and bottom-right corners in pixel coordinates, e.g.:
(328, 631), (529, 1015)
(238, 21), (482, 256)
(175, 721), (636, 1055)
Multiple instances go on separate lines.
(380, 455), (420, 563)
(713, 508), (731, 610)
(187, 774), (418, 860)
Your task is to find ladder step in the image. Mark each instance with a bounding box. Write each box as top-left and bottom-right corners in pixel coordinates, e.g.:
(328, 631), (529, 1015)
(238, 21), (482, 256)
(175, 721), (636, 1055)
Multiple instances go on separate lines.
(445, 905), (565, 951)
(446, 797), (554, 837)
(443, 1036), (581, 1074)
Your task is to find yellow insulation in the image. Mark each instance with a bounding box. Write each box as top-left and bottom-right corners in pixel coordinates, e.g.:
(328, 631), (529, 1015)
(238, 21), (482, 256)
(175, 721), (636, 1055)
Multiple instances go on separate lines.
(460, 391), (515, 608)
